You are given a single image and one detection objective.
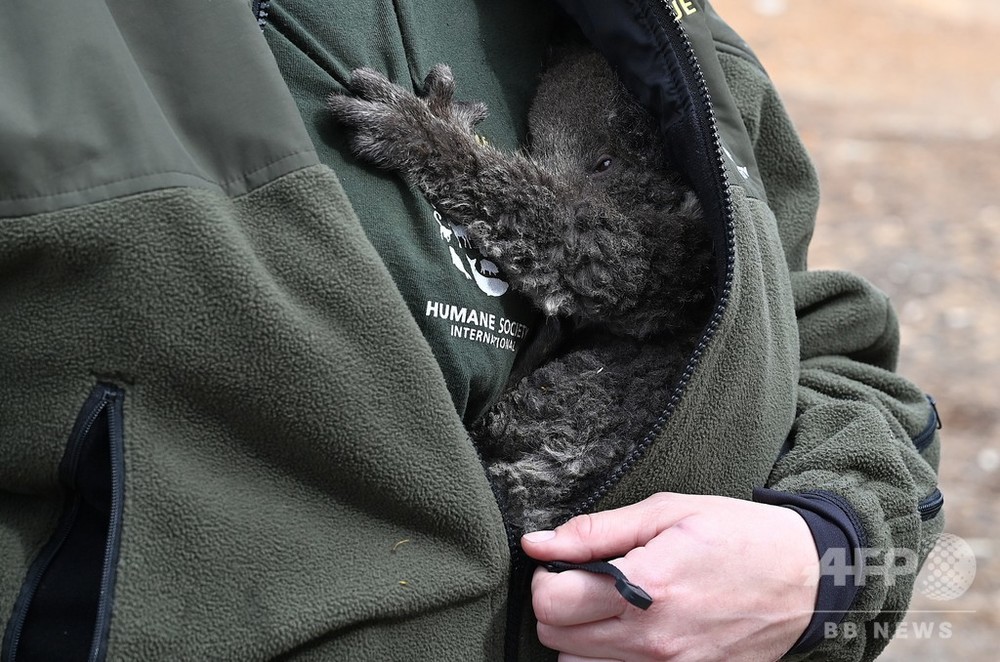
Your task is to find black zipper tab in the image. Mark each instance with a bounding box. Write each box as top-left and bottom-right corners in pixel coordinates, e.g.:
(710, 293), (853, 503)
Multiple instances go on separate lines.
(545, 561), (654, 610)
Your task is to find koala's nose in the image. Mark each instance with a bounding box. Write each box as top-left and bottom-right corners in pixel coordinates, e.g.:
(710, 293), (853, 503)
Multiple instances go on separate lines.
(572, 201), (594, 224)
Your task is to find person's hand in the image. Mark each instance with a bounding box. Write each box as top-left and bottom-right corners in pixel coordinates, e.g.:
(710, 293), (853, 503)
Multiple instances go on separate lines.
(521, 493), (820, 662)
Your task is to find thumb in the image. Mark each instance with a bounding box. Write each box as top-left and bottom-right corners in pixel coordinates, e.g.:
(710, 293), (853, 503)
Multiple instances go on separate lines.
(520, 493), (694, 562)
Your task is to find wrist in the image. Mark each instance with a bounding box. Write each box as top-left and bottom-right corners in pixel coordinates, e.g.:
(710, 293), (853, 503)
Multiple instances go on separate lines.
(754, 487), (866, 655)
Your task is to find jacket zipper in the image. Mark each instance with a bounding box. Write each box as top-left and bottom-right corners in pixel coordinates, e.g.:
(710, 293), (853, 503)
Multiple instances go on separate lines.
(251, 0), (272, 31)
(570, 0), (736, 521)
(502, 546), (531, 661)
(502, 3), (737, 659)
(2, 385), (125, 662)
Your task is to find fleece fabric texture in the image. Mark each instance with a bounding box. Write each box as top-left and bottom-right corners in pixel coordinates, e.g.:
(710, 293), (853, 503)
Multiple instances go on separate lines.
(0, 168), (514, 659)
(0, 0), (942, 660)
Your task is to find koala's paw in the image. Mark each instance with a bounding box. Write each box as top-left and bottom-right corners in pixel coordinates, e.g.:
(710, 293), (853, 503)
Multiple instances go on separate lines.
(327, 65), (488, 172)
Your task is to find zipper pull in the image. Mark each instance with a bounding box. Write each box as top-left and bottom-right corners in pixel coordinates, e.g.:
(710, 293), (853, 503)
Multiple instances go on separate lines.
(544, 560), (653, 610)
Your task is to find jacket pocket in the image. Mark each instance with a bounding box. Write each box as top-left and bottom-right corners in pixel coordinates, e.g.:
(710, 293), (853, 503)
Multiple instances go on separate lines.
(1, 384), (125, 662)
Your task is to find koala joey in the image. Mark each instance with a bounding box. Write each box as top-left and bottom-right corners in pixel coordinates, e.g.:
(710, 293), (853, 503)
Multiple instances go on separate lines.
(329, 47), (715, 535)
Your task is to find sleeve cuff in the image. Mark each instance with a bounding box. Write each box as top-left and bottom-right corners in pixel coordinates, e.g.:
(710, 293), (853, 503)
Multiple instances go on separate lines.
(752, 487), (866, 656)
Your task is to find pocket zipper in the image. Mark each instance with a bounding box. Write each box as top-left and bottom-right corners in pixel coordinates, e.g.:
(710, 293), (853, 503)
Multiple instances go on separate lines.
(1, 384), (125, 662)
(917, 487), (944, 522)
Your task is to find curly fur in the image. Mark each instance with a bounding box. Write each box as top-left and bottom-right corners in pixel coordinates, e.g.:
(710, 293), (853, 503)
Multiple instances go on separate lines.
(329, 49), (715, 534)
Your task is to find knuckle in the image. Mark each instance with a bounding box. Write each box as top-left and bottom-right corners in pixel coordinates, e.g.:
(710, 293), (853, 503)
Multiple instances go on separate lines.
(535, 622), (557, 649)
(642, 632), (681, 659)
(563, 512), (597, 540)
(530, 587), (557, 625)
(647, 492), (674, 512)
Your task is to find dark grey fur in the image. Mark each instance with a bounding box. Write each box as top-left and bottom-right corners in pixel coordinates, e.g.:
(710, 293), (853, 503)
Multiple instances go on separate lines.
(329, 49), (714, 534)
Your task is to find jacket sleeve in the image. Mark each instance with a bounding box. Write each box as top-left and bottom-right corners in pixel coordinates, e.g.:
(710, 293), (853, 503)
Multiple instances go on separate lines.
(715, 31), (944, 662)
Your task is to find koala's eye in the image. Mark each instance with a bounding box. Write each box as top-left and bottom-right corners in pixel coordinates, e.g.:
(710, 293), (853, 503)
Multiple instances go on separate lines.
(591, 156), (614, 175)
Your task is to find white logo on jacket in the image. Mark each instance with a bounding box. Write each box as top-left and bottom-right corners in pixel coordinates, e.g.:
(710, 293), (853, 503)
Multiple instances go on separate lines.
(433, 208), (509, 297)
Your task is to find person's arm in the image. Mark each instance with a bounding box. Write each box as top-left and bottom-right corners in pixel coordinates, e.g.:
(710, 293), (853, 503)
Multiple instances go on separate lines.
(718, 27), (943, 659)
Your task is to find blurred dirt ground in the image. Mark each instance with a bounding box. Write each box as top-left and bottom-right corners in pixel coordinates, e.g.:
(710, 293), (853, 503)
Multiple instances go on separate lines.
(710, 0), (999, 658)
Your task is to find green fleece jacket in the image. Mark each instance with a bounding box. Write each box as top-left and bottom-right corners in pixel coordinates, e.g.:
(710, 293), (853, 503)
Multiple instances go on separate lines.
(0, 1), (942, 661)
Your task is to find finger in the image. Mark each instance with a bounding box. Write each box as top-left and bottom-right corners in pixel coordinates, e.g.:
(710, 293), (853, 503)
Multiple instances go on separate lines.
(423, 64), (455, 114)
(522, 493), (696, 562)
(536, 618), (626, 661)
(454, 100), (489, 130)
(347, 67), (410, 104)
(326, 95), (379, 126)
(531, 565), (627, 626)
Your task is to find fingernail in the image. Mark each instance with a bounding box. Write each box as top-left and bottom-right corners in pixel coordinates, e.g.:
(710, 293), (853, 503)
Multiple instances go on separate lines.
(523, 530), (556, 543)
